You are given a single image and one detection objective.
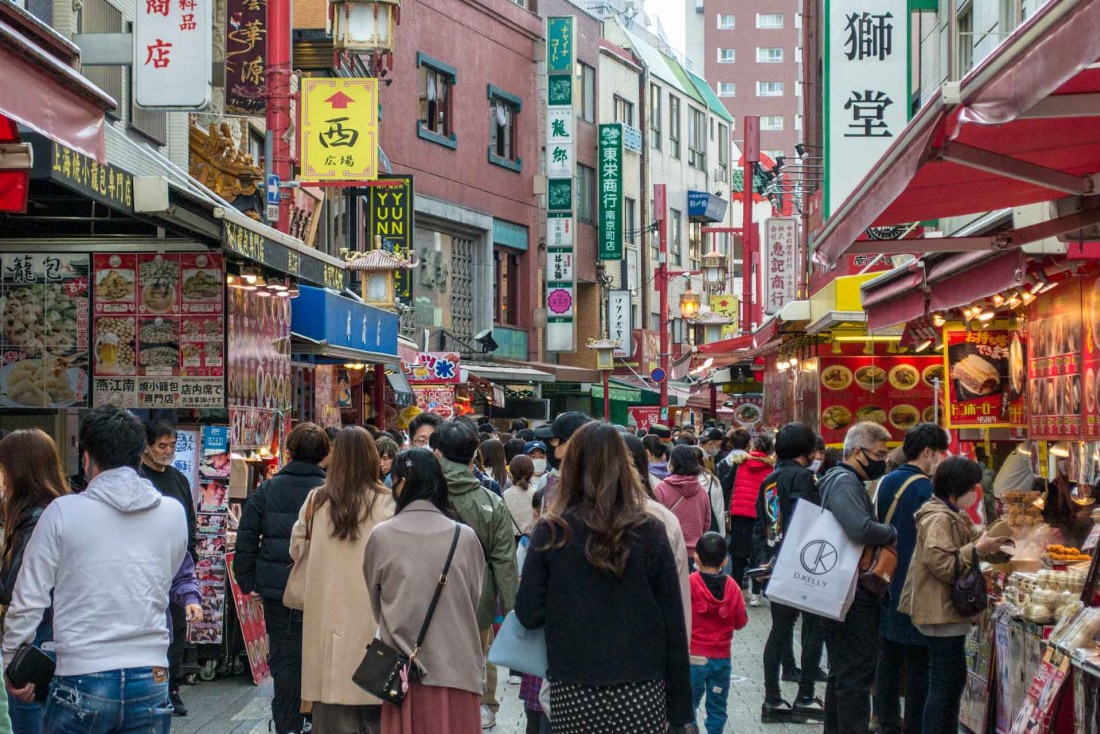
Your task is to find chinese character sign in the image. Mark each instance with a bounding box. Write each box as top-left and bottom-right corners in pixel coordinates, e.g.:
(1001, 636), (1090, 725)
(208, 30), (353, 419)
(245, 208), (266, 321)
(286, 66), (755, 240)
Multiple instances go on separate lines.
(134, 0), (213, 109)
(224, 0), (267, 114)
(598, 124), (624, 261)
(608, 290), (632, 358)
(405, 352), (461, 384)
(762, 218), (798, 315)
(301, 79), (379, 182)
(546, 16), (574, 73)
(545, 16), (576, 353)
(824, 0), (908, 217)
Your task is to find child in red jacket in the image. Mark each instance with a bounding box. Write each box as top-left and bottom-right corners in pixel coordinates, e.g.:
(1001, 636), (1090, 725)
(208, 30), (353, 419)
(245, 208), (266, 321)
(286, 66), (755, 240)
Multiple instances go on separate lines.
(690, 532), (749, 734)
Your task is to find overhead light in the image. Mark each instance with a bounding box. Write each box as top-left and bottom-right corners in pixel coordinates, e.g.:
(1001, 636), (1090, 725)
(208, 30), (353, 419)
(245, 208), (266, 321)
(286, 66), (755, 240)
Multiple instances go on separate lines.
(978, 309), (996, 321)
(255, 288), (271, 297)
(226, 273), (239, 287)
(788, 356), (798, 367)
(242, 268), (258, 285)
(931, 313), (945, 328)
(915, 338), (932, 353)
(992, 293), (1005, 307)
(1021, 290), (1036, 305)
(1051, 441), (1071, 458)
(1006, 292), (1022, 309)
(1040, 280), (1058, 293)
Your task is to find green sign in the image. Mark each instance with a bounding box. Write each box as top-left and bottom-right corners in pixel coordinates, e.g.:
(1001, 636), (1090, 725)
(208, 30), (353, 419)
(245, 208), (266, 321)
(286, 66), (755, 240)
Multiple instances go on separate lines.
(546, 17), (575, 74)
(548, 74), (573, 106)
(548, 178), (572, 212)
(597, 124), (623, 260)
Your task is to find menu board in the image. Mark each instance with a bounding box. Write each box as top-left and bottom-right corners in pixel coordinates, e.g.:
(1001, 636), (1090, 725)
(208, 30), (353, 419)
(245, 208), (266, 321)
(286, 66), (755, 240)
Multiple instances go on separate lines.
(818, 354), (942, 445)
(227, 288), (291, 410)
(413, 385), (455, 418)
(726, 395), (763, 430)
(945, 328), (1027, 429)
(1028, 279), (1083, 439)
(0, 254), (90, 408)
(91, 252), (225, 408)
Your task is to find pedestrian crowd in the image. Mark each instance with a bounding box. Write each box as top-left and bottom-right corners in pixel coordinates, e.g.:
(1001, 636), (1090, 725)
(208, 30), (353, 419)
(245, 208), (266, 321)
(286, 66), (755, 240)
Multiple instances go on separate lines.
(0, 406), (1009, 734)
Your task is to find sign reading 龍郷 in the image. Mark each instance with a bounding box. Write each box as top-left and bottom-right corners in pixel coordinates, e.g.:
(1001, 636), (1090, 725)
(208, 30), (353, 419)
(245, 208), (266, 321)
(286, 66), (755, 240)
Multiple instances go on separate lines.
(545, 16), (576, 352)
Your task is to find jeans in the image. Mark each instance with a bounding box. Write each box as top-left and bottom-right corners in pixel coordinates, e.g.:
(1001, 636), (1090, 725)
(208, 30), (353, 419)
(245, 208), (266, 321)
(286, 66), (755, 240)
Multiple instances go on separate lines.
(922, 635), (967, 734)
(763, 601), (821, 701)
(42, 667), (172, 734)
(821, 595), (881, 734)
(524, 708), (550, 734)
(691, 658), (732, 734)
(875, 636), (928, 734)
(263, 599), (309, 734)
(9, 622), (54, 734)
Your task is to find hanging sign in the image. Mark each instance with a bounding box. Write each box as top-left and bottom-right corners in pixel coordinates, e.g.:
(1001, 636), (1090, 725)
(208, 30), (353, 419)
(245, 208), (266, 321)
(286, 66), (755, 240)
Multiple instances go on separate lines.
(223, 0), (267, 114)
(944, 327), (1026, 430)
(608, 290), (632, 358)
(405, 351), (460, 384)
(762, 217), (798, 314)
(628, 406), (661, 432)
(364, 175), (414, 307)
(300, 78), (379, 182)
(1028, 280), (1083, 439)
(711, 293), (740, 338)
(597, 123), (624, 261)
(134, 0), (213, 109)
(545, 16), (576, 352)
(413, 385), (455, 418)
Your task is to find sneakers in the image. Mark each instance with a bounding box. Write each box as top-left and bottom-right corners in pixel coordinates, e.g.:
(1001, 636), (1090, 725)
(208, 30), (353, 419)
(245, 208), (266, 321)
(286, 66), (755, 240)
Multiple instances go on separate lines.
(169, 687), (187, 717)
(791, 696), (826, 723)
(761, 698), (793, 724)
(749, 594), (761, 607)
(480, 704), (496, 729)
(781, 666), (802, 682)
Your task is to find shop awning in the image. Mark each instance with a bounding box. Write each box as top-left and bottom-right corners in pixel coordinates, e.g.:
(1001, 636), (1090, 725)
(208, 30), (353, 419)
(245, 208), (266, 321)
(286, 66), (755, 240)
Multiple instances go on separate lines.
(290, 285), (399, 362)
(814, 0), (1100, 266)
(504, 360), (601, 384)
(463, 363), (554, 384)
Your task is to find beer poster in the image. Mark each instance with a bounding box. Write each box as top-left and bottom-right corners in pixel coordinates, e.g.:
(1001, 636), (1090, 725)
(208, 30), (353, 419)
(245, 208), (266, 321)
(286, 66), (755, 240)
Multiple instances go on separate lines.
(944, 327), (1026, 430)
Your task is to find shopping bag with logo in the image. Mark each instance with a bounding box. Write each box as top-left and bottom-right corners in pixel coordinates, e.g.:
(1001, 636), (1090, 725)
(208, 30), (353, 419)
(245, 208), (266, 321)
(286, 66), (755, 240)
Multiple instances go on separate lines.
(764, 499), (863, 621)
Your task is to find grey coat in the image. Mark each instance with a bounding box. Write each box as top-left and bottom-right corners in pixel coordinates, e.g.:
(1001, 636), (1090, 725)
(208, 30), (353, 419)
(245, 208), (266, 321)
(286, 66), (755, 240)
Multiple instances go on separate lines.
(818, 465), (898, 547)
(363, 501), (486, 695)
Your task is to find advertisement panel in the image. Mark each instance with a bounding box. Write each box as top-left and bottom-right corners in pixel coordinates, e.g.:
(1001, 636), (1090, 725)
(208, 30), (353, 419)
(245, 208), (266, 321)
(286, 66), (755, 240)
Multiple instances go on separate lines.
(405, 352), (460, 384)
(413, 385), (455, 419)
(628, 406), (661, 432)
(364, 175), (414, 308)
(762, 218), (798, 315)
(725, 395), (763, 430)
(608, 290), (632, 358)
(227, 288), (290, 449)
(944, 327), (1027, 429)
(225, 551), (271, 684)
(545, 16), (576, 351)
(1028, 279), (1083, 439)
(223, 0), (266, 114)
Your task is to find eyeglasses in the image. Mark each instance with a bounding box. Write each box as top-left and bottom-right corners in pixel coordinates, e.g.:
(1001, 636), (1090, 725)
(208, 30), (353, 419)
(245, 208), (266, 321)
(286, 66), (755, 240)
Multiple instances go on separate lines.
(861, 447), (889, 461)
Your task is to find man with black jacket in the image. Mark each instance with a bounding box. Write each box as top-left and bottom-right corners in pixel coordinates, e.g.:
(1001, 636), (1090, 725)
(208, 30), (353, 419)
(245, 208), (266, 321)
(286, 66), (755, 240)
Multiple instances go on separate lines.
(233, 423), (330, 734)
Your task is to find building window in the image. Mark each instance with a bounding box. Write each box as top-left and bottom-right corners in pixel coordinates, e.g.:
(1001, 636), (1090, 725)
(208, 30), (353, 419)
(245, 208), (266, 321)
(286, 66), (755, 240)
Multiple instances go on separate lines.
(795, 114), (803, 130)
(763, 149), (786, 161)
(761, 115), (784, 130)
(493, 247), (520, 326)
(688, 107), (706, 169)
(670, 209), (683, 266)
(957, 4), (974, 75)
(650, 83), (662, 149)
(625, 197), (636, 243)
(718, 82), (736, 97)
(717, 48), (735, 63)
(488, 85), (521, 171)
(669, 95), (681, 159)
(576, 61), (595, 123)
(717, 13), (735, 28)
(795, 83), (802, 96)
(795, 46), (803, 63)
(689, 222), (702, 269)
(756, 12), (783, 28)
(795, 12), (802, 27)
(576, 164), (596, 223)
(717, 122), (729, 177)
(756, 47), (783, 63)
(614, 95), (634, 126)
(757, 81), (785, 96)
(418, 53), (457, 148)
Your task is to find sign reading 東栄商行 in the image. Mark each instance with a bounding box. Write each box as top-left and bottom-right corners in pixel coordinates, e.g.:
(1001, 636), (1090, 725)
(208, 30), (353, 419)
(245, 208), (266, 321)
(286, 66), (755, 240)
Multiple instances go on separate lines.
(134, 0), (213, 109)
(545, 16), (576, 352)
(301, 78), (379, 182)
(597, 124), (623, 261)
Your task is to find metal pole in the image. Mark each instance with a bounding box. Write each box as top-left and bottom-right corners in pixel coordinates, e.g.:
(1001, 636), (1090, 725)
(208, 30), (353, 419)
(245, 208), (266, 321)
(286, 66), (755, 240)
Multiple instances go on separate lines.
(710, 382), (717, 417)
(374, 364), (387, 429)
(655, 184), (669, 421)
(742, 117), (759, 333)
(266, 0), (292, 233)
(603, 370), (610, 422)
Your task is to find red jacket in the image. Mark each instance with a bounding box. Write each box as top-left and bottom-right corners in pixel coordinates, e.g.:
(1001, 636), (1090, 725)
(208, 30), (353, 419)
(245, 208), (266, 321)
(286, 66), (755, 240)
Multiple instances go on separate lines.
(689, 572), (748, 658)
(729, 452), (775, 519)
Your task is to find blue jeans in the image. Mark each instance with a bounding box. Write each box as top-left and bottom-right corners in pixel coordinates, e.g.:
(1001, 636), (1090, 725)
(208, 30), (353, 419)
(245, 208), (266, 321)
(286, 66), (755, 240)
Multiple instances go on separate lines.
(690, 658), (732, 734)
(42, 667), (172, 734)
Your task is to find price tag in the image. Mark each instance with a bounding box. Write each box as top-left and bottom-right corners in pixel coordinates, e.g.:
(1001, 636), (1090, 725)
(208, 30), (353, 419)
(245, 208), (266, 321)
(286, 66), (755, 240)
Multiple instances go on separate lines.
(1084, 525), (1100, 552)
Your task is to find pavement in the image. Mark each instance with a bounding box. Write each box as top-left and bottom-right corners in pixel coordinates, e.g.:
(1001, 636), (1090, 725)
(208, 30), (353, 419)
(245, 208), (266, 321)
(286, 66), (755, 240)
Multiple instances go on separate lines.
(170, 594), (825, 734)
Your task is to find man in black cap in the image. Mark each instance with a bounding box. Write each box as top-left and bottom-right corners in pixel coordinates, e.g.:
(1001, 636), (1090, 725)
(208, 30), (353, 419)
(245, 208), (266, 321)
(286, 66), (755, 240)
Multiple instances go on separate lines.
(700, 427), (725, 474)
(535, 411), (592, 507)
(648, 424), (673, 442)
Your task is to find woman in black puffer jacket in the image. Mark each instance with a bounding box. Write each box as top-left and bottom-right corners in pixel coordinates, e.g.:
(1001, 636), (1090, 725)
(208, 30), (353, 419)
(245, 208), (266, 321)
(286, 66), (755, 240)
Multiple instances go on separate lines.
(233, 423), (329, 734)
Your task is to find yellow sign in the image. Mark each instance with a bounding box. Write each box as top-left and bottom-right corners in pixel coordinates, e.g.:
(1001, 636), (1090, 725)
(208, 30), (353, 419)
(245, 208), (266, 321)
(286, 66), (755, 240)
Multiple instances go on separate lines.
(301, 78), (379, 182)
(711, 292), (740, 337)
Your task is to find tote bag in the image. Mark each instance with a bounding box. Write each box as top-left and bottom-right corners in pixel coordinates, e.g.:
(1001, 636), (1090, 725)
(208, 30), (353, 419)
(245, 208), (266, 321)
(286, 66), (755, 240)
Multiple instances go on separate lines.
(487, 611), (547, 678)
(765, 499), (862, 621)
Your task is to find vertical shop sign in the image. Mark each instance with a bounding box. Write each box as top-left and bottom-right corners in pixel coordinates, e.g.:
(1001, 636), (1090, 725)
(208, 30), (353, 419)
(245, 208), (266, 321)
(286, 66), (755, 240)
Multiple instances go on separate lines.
(1028, 280), (1083, 439)
(608, 290), (632, 358)
(134, 0), (213, 109)
(597, 123), (624, 261)
(227, 288), (291, 449)
(824, 0), (909, 217)
(300, 79), (379, 182)
(762, 217), (798, 314)
(364, 175), (414, 308)
(944, 328), (1026, 429)
(224, 0), (267, 114)
(546, 16), (575, 352)
(711, 293), (740, 337)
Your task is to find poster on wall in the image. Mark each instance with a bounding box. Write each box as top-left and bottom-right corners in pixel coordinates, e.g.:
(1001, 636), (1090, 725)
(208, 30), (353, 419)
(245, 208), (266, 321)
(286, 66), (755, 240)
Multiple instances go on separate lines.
(413, 385), (455, 418)
(228, 287), (291, 449)
(225, 551), (271, 685)
(944, 328), (1026, 429)
(0, 253), (90, 408)
(189, 426), (230, 644)
(1080, 275), (1100, 438)
(725, 396), (763, 430)
(173, 428), (200, 504)
(1028, 280), (1083, 439)
(405, 352), (460, 384)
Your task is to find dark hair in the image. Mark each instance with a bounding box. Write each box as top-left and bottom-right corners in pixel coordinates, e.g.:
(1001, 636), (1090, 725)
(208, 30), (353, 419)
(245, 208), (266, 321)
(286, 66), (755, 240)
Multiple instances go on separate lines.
(408, 412), (443, 440)
(669, 444), (701, 476)
(375, 435), (399, 459)
(695, 531), (728, 568)
(532, 487), (545, 511)
(315, 427), (387, 541)
(391, 448), (454, 516)
(821, 447), (841, 473)
(286, 422), (331, 464)
(752, 433), (774, 455)
(144, 420), (177, 446)
(432, 419), (480, 465)
(480, 439), (508, 486)
(362, 424), (381, 439)
(901, 423), (950, 462)
(509, 454), (535, 489)
(504, 438), (526, 462)
(728, 429), (751, 451)
(623, 434), (655, 498)
(814, 435), (826, 452)
(642, 434), (667, 461)
(775, 422), (816, 461)
(510, 419), (529, 432)
(542, 422), (650, 577)
(499, 432), (514, 444)
(0, 430), (70, 542)
(676, 434), (697, 446)
(80, 406), (146, 472)
(324, 426), (341, 444)
(933, 456), (984, 500)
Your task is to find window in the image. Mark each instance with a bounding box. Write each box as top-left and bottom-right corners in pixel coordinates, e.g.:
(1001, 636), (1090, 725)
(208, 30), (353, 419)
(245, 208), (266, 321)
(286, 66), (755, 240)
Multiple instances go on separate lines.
(763, 149), (786, 160)
(795, 12), (802, 27)
(795, 114), (803, 130)
(488, 86), (521, 170)
(718, 82), (736, 97)
(688, 107), (706, 169)
(795, 46), (803, 63)
(576, 61), (595, 122)
(614, 95), (634, 126)
(761, 115), (784, 130)
(710, 117), (714, 141)
(670, 209), (683, 266)
(795, 83), (802, 96)
(717, 123), (729, 175)
(756, 13), (783, 28)
(756, 47), (783, 63)
(625, 198), (636, 243)
(576, 164), (596, 223)
(717, 48), (735, 63)
(717, 13), (735, 28)
(669, 96), (681, 158)
(494, 247), (520, 325)
(689, 222), (702, 269)
(957, 5), (974, 75)
(650, 84), (662, 149)
(757, 81), (785, 96)
(418, 53), (457, 148)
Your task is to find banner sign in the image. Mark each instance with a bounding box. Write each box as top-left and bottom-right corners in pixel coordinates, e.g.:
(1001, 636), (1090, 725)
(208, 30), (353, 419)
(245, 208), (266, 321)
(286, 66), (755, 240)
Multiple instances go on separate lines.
(726, 395), (763, 429)
(546, 16), (574, 73)
(608, 290), (632, 358)
(225, 552), (271, 684)
(762, 217), (798, 314)
(628, 406), (661, 432)
(405, 351), (460, 384)
(300, 78), (379, 182)
(134, 0), (212, 109)
(711, 293), (739, 338)
(597, 123), (623, 260)
(944, 327), (1026, 429)
(365, 175), (414, 307)
(223, 220), (346, 291)
(1028, 279), (1083, 439)
(413, 385), (455, 419)
(546, 15), (576, 352)
(223, 0), (267, 114)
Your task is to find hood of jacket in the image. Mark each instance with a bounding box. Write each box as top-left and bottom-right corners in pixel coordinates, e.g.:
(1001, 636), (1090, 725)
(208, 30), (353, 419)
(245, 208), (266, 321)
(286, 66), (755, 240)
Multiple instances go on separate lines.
(649, 461), (671, 480)
(733, 451), (775, 469)
(84, 467), (163, 513)
(721, 449), (748, 467)
(690, 573), (737, 616)
(439, 456), (484, 495)
(661, 473), (703, 498)
(276, 460), (326, 480)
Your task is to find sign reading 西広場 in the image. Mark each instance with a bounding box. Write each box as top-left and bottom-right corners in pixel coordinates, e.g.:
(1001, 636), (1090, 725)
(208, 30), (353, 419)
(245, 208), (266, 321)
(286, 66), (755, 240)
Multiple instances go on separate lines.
(134, 0), (213, 109)
(598, 124), (624, 261)
(300, 78), (379, 182)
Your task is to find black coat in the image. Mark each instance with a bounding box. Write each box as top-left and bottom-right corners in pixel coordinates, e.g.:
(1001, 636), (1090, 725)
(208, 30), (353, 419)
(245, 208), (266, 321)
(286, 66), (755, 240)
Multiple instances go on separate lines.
(0, 504), (46, 607)
(233, 461), (326, 600)
(751, 459), (820, 565)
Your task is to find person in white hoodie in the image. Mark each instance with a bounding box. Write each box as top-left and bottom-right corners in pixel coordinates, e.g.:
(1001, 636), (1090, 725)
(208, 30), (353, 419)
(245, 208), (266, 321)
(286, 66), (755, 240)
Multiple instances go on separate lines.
(3, 406), (187, 734)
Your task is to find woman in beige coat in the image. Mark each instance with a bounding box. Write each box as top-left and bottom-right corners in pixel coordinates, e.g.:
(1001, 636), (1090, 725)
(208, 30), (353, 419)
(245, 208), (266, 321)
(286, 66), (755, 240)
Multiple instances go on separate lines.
(290, 426), (396, 733)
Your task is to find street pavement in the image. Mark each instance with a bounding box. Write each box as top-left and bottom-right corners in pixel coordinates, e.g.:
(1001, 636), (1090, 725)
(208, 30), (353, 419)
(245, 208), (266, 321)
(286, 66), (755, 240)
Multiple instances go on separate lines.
(170, 593), (825, 734)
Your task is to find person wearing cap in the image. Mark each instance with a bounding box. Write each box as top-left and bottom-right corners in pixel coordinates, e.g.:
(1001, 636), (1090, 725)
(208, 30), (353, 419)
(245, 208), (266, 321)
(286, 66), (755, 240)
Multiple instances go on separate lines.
(523, 440), (550, 490)
(535, 412), (593, 508)
(700, 427), (724, 475)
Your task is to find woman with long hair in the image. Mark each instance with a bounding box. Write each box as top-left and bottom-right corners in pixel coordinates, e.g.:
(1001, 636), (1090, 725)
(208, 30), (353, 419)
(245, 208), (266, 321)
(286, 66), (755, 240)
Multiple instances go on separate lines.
(655, 444), (712, 558)
(0, 429), (70, 733)
(479, 439), (510, 491)
(292, 426), (395, 733)
(515, 423), (693, 733)
(365, 449), (486, 734)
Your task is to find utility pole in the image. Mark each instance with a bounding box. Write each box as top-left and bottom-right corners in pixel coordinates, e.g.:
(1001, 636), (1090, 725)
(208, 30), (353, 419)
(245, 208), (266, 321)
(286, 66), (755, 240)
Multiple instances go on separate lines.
(654, 184), (669, 421)
(742, 116), (759, 334)
(266, 0), (292, 233)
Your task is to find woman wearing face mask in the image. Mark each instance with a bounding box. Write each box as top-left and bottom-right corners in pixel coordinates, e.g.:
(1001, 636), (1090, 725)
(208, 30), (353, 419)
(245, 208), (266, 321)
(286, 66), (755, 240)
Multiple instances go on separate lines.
(523, 441), (549, 489)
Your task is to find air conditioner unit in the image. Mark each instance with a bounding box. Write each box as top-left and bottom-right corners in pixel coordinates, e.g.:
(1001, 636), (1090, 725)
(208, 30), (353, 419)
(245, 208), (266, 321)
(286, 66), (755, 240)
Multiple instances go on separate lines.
(1053, 195), (1100, 242)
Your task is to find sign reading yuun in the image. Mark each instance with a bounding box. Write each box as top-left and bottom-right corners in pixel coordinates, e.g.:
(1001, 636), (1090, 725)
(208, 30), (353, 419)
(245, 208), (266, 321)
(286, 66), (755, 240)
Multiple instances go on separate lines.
(762, 217), (798, 314)
(545, 16), (577, 353)
(824, 0), (908, 217)
(134, 0), (213, 109)
(224, 0), (267, 115)
(301, 78), (379, 182)
(597, 124), (624, 261)
(608, 290), (632, 358)
(365, 175), (414, 307)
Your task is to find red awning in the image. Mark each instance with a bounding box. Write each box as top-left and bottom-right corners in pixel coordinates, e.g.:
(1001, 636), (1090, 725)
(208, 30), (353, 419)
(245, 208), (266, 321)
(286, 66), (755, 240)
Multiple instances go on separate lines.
(814, 0), (1100, 266)
(696, 333), (754, 356)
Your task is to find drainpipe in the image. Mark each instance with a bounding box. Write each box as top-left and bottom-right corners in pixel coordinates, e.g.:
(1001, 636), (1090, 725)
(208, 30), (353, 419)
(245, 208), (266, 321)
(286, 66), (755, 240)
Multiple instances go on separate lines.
(637, 55), (650, 328)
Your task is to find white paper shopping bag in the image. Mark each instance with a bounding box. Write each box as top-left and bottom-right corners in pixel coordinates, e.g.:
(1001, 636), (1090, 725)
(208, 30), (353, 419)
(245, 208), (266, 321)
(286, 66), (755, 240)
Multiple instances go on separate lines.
(765, 500), (863, 621)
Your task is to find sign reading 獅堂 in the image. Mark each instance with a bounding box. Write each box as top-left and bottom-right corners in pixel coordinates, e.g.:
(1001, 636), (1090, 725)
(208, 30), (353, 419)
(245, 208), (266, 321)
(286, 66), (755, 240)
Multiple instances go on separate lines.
(762, 217), (798, 314)
(824, 0), (909, 217)
(300, 79), (379, 182)
(598, 124), (624, 261)
(134, 0), (213, 109)
(365, 176), (415, 308)
(545, 16), (576, 352)
(608, 290), (632, 359)
(224, 0), (267, 114)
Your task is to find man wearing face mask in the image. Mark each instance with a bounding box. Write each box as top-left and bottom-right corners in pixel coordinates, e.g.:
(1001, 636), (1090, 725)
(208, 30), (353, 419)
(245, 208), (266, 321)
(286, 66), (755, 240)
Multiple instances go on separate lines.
(699, 427), (724, 474)
(816, 422), (899, 734)
(533, 411), (592, 508)
(524, 440), (550, 489)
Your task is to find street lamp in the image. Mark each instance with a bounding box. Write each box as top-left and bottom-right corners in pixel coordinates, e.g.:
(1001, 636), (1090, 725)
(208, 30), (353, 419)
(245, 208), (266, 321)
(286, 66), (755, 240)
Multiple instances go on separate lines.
(679, 287), (701, 320)
(331, 0), (400, 53)
(700, 249), (727, 290)
(587, 338), (620, 421)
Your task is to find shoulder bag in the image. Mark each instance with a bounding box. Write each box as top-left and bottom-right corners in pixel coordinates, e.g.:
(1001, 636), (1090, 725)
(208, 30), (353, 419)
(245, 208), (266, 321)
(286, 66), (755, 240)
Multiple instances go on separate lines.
(352, 524), (462, 704)
(951, 546), (988, 617)
(488, 611), (547, 678)
(856, 474), (922, 597)
(282, 492), (318, 611)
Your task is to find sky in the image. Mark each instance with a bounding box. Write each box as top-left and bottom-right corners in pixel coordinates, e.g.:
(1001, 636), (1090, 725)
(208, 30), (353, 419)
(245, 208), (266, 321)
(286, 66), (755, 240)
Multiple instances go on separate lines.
(642, 0), (686, 57)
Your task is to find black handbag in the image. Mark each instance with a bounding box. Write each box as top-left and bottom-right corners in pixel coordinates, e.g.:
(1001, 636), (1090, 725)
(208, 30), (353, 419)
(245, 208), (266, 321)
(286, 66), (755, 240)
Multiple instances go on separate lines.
(950, 547), (988, 617)
(5, 643), (55, 702)
(352, 524), (462, 704)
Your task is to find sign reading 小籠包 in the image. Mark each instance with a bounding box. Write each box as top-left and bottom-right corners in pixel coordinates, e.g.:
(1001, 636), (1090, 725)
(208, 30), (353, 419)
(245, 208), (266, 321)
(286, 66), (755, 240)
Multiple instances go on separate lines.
(364, 176), (415, 308)
(134, 0), (213, 109)
(224, 0), (267, 114)
(597, 124), (624, 261)
(545, 16), (576, 352)
(300, 78), (379, 182)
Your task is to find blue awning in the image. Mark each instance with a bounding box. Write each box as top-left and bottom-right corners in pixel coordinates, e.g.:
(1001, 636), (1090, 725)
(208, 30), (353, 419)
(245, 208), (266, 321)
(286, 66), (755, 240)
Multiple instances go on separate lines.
(291, 285), (399, 362)
(687, 191), (729, 223)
